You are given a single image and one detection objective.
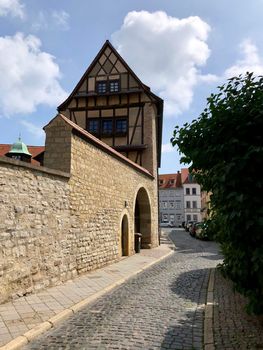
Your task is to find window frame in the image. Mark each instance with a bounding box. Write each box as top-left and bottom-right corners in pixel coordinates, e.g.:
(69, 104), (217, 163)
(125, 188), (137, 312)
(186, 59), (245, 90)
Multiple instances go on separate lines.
(96, 79), (121, 94)
(102, 119), (113, 136)
(96, 80), (107, 94)
(88, 118), (100, 135)
(115, 117), (128, 136)
(109, 79), (120, 93)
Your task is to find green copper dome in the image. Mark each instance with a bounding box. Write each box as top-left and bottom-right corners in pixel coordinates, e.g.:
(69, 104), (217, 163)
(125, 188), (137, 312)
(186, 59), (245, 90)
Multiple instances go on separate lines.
(9, 137), (32, 156)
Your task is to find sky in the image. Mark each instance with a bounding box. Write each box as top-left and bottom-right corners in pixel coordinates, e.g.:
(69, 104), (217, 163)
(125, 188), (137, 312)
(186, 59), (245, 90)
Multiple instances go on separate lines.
(0, 0), (263, 174)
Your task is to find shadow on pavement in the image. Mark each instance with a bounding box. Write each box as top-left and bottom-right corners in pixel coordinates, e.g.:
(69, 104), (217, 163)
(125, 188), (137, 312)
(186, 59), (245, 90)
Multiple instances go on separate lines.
(161, 308), (204, 350)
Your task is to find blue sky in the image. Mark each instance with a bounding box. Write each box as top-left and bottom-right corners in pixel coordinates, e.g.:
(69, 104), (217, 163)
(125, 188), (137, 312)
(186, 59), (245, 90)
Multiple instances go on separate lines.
(1, 0), (263, 174)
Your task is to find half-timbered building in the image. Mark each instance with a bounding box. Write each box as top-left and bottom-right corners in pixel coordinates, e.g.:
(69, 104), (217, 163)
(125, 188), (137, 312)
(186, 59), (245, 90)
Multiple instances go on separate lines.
(0, 41), (164, 301)
(57, 40), (163, 176)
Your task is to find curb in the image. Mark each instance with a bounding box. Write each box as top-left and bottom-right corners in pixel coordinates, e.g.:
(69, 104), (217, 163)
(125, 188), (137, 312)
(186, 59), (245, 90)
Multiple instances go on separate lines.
(0, 249), (174, 350)
(204, 268), (215, 350)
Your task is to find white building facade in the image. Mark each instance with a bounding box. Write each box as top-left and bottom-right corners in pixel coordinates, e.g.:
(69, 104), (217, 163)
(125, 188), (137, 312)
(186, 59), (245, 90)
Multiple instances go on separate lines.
(159, 169), (202, 226)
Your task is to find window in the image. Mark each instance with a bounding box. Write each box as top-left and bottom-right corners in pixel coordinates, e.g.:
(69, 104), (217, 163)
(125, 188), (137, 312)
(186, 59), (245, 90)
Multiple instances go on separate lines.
(159, 180), (164, 185)
(187, 215), (191, 221)
(186, 201), (191, 208)
(175, 200), (181, 209)
(96, 80), (120, 94)
(192, 188), (197, 195)
(169, 179), (174, 185)
(102, 119), (113, 135)
(169, 201), (175, 208)
(162, 214), (168, 222)
(193, 214), (198, 221)
(11, 155), (21, 160)
(116, 119), (127, 134)
(87, 117), (128, 137)
(109, 80), (120, 92)
(170, 214), (175, 223)
(97, 81), (107, 94)
(88, 119), (99, 134)
(186, 188), (190, 195)
(163, 201), (168, 209)
(192, 201), (197, 209)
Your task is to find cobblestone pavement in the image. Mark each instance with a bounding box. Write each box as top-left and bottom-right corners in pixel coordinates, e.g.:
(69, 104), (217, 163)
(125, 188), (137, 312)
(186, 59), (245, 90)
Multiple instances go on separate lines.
(23, 230), (222, 350)
(213, 269), (263, 350)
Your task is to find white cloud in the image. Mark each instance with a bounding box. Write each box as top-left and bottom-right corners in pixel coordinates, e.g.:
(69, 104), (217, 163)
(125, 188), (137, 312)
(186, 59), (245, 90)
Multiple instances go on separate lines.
(20, 120), (45, 139)
(162, 143), (175, 153)
(31, 11), (48, 31)
(224, 39), (263, 78)
(32, 10), (70, 32)
(52, 10), (70, 30)
(0, 0), (25, 19)
(112, 11), (211, 117)
(0, 32), (67, 117)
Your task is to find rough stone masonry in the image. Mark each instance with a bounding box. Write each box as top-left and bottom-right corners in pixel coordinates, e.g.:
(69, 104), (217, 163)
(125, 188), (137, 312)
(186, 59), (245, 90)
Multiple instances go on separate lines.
(0, 114), (159, 304)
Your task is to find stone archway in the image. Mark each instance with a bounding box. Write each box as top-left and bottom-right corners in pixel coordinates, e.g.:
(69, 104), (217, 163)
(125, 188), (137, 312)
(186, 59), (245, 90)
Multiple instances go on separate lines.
(134, 187), (152, 249)
(121, 214), (129, 256)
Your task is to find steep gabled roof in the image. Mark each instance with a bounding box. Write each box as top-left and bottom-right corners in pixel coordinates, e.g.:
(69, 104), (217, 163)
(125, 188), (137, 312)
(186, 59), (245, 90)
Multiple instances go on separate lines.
(57, 40), (163, 168)
(57, 40), (163, 111)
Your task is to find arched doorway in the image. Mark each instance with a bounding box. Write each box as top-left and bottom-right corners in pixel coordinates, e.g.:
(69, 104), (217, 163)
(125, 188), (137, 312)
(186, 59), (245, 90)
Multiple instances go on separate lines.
(121, 215), (129, 256)
(134, 188), (152, 249)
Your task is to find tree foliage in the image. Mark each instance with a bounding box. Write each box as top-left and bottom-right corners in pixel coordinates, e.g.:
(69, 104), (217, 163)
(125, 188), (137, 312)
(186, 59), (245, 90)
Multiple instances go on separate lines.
(171, 73), (263, 314)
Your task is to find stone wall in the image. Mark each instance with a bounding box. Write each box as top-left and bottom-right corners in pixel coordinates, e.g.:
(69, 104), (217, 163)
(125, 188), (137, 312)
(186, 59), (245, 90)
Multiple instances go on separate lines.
(0, 116), (159, 303)
(0, 158), (72, 303)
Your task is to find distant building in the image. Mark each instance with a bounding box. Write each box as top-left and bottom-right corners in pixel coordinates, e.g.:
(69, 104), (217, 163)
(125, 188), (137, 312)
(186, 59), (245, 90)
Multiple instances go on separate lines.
(181, 168), (202, 223)
(158, 172), (184, 227)
(159, 168), (202, 226)
(0, 142), (44, 165)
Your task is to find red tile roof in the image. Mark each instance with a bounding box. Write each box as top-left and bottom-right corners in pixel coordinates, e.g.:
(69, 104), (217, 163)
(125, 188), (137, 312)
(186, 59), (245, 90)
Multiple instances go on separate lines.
(0, 144), (45, 166)
(159, 172), (182, 189)
(181, 168), (190, 184)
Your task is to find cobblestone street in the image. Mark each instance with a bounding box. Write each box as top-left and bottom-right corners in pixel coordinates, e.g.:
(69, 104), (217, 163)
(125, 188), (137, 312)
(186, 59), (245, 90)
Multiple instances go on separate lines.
(22, 230), (222, 350)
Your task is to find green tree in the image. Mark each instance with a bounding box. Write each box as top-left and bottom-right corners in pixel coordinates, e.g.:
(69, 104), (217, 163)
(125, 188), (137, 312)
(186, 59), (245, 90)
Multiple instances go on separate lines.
(171, 73), (263, 314)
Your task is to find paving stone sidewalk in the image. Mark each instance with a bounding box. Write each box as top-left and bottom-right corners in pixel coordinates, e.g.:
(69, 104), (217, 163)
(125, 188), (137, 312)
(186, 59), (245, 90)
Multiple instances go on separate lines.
(22, 230), (222, 350)
(1, 229), (262, 350)
(213, 269), (263, 350)
(0, 234), (174, 350)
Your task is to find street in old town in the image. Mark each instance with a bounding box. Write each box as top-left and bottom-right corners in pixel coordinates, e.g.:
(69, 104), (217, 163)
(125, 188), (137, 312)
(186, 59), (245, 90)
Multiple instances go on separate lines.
(1, 229), (262, 350)
(22, 229), (221, 350)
